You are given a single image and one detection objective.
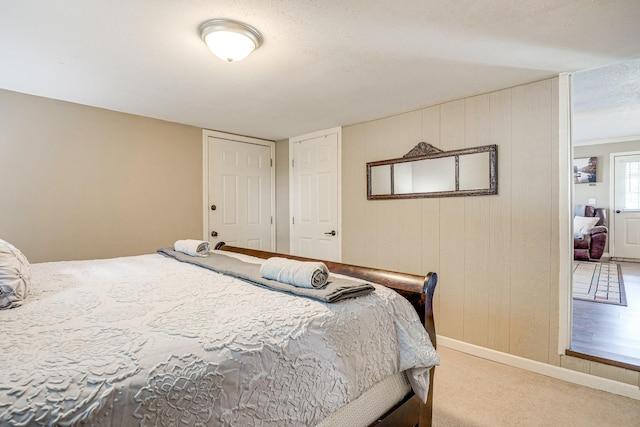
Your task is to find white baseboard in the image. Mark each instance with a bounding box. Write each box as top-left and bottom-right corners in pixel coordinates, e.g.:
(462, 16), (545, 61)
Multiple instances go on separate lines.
(438, 336), (640, 400)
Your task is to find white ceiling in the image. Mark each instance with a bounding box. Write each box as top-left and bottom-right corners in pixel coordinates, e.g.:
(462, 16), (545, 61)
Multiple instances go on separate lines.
(572, 58), (640, 144)
(1, 0), (640, 141)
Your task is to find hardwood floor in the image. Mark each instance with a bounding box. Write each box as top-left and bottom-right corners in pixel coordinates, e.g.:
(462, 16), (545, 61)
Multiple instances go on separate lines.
(570, 260), (640, 370)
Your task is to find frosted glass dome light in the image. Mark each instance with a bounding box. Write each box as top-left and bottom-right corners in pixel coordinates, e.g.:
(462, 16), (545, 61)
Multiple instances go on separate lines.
(200, 19), (263, 63)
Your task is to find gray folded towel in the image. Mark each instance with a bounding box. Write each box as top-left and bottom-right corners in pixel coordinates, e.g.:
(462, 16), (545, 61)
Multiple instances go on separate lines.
(260, 257), (329, 288)
(174, 239), (210, 257)
(158, 249), (375, 303)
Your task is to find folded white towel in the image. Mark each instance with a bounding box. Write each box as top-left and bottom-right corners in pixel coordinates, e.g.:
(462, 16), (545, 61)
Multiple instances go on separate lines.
(174, 239), (210, 257)
(260, 257), (329, 289)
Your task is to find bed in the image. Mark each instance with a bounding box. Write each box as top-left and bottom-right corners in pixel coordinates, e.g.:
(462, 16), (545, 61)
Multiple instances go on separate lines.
(0, 239), (439, 426)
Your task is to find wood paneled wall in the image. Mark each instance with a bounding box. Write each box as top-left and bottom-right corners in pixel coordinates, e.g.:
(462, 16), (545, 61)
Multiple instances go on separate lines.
(343, 78), (639, 386)
(343, 79), (560, 364)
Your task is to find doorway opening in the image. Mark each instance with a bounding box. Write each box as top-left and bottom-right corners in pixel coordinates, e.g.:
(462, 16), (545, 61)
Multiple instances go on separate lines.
(568, 59), (640, 370)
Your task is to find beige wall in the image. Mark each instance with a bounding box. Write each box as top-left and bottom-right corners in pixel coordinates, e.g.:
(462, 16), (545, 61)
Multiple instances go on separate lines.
(574, 139), (640, 210)
(0, 89), (202, 262)
(341, 78), (640, 387)
(343, 78), (561, 364)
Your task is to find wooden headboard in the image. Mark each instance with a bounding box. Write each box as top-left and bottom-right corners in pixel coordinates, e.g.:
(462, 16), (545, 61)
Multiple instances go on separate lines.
(214, 243), (437, 427)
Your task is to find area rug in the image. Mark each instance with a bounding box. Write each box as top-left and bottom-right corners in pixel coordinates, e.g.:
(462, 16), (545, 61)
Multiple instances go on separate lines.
(572, 261), (627, 306)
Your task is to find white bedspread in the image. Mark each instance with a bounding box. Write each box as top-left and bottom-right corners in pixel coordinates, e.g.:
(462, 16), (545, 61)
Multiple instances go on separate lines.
(0, 253), (439, 426)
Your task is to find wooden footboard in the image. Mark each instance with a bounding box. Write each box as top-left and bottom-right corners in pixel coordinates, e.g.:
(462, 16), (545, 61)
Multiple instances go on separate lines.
(214, 243), (437, 427)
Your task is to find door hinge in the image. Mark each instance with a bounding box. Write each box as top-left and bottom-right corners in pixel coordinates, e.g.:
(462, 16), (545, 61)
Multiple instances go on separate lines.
(291, 159), (294, 167)
(270, 216), (273, 225)
(292, 217), (295, 225)
(270, 158), (273, 167)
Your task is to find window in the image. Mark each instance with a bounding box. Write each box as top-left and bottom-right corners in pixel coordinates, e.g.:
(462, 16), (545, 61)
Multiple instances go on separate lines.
(624, 161), (640, 209)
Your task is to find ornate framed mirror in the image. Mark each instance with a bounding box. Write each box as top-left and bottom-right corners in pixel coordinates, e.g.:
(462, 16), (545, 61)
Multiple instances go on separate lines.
(367, 142), (498, 199)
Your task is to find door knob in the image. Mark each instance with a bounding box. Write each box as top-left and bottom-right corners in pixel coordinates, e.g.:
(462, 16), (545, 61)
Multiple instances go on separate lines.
(616, 210), (621, 214)
(211, 231), (218, 237)
(211, 204), (217, 211)
(324, 230), (336, 236)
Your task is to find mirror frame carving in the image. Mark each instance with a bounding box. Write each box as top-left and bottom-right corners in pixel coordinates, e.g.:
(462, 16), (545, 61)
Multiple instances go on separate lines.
(366, 142), (498, 200)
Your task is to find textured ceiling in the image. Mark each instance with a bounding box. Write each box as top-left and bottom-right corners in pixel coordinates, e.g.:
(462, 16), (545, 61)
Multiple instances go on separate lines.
(572, 58), (640, 143)
(1, 0), (640, 141)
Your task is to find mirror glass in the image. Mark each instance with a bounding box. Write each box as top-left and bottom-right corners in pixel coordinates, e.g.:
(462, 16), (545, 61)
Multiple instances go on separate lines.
(394, 157), (456, 194)
(459, 152), (490, 191)
(394, 162), (412, 194)
(370, 165), (391, 195)
(367, 143), (497, 199)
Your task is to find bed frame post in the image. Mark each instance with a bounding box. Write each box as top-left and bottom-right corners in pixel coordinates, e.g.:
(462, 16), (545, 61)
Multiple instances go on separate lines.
(422, 272), (438, 349)
(418, 271), (437, 427)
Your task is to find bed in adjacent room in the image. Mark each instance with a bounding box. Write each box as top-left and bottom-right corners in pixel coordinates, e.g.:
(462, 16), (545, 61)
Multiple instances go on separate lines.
(0, 239), (439, 426)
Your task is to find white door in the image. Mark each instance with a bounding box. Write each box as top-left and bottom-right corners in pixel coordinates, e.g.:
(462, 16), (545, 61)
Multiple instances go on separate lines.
(205, 133), (274, 250)
(612, 153), (640, 259)
(290, 128), (341, 261)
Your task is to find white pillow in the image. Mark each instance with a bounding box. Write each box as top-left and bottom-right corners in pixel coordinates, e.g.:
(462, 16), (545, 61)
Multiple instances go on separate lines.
(574, 216), (600, 235)
(0, 239), (31, 309)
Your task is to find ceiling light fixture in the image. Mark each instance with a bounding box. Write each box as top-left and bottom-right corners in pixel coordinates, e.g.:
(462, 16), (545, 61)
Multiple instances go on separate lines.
(199, 19), (263, 63)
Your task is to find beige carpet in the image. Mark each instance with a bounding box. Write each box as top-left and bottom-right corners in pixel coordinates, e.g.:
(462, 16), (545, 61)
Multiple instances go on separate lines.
(572, 261), (627, 306)
(433, 346), (639, 426)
